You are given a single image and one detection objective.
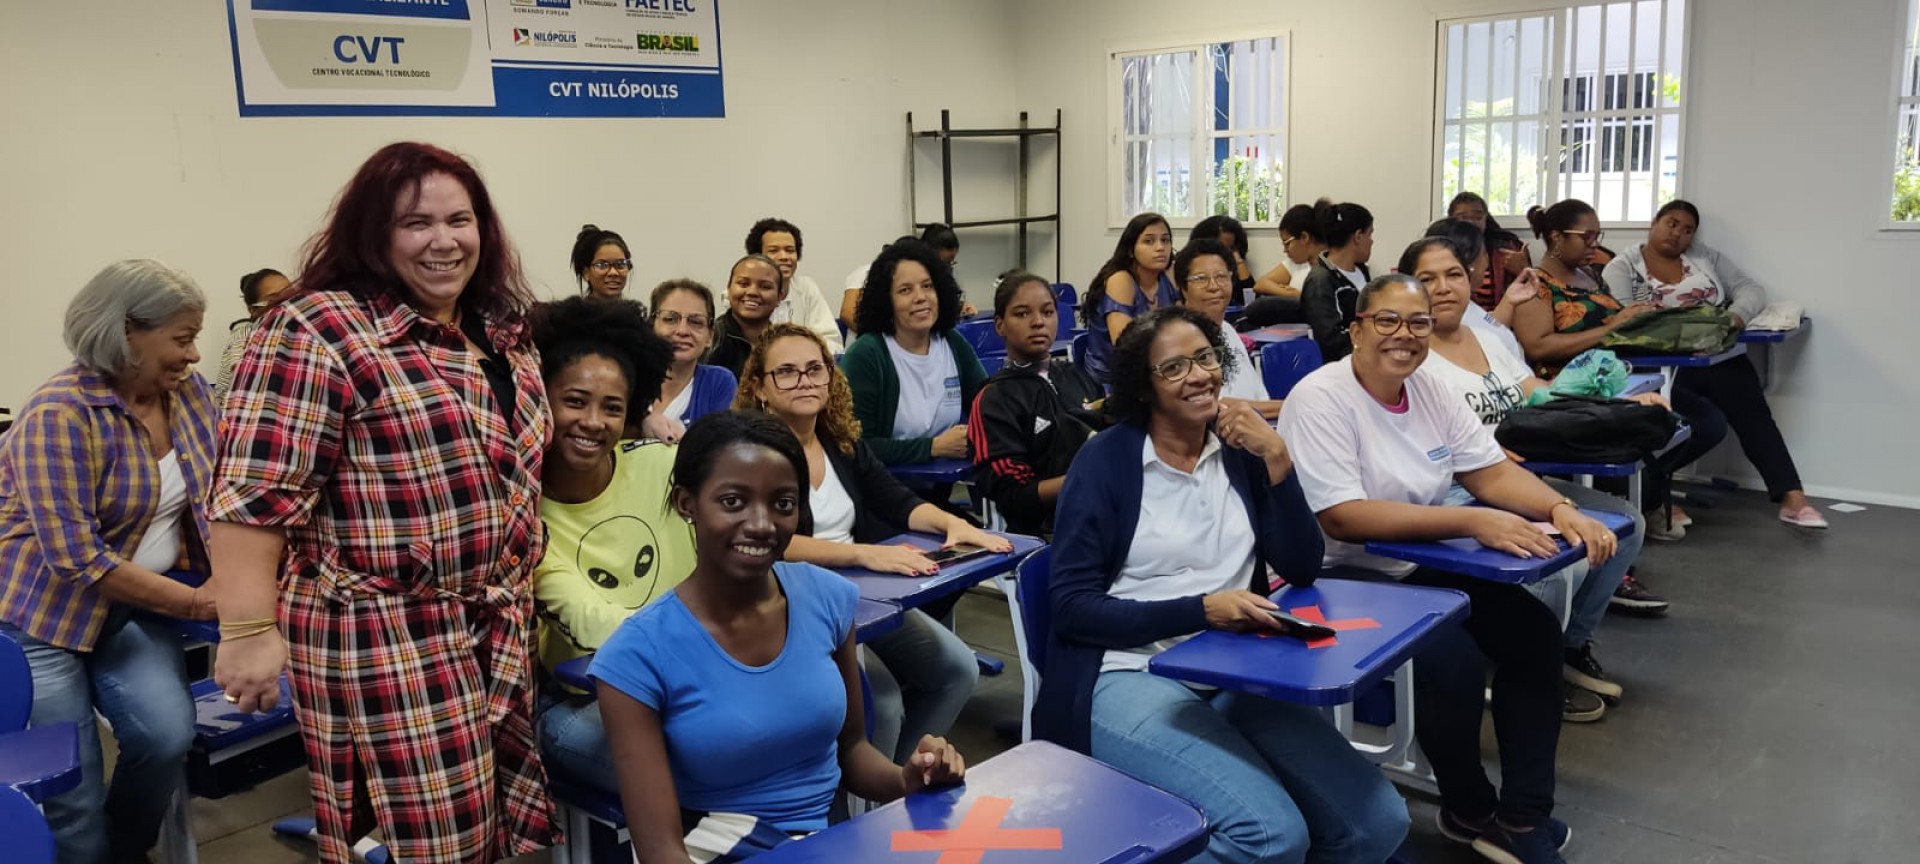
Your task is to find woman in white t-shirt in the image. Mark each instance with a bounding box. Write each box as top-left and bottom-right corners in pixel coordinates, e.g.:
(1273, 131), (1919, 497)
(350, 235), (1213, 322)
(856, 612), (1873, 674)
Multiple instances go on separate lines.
(1405, 236), (1670, 720)
(738, 324), (1009, 763)
(1175, 239), (1283, 419)
(1278, 274), (1618, 864)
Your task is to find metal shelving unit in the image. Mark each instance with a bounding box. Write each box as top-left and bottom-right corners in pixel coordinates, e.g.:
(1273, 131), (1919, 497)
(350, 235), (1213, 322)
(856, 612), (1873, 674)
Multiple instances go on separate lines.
(907, 109), (1062, 278)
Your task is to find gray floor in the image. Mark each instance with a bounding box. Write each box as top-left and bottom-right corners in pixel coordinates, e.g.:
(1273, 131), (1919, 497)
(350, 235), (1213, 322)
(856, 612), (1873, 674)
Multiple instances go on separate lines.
(175, 485), (1915, 863)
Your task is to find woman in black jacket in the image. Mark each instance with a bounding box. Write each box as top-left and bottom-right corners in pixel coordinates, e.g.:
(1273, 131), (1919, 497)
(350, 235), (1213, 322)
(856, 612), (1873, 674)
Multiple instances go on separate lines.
(967, 272), (1106, 536)
(1298, 200), (1376, 362)
(734, 323), (1009, 764)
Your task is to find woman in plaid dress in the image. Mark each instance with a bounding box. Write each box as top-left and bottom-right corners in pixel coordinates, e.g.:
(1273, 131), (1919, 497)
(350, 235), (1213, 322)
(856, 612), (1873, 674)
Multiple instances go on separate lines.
(205, 142), (559, 863)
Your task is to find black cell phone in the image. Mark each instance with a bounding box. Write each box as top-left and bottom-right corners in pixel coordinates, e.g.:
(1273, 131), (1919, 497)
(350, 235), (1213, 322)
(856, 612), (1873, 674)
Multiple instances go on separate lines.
(922, 543), (991, 568)
(1266, 609), (1338, 641)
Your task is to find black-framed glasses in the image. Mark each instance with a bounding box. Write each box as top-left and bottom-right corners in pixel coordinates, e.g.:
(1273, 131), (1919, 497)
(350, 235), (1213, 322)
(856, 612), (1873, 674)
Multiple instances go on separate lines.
(654, 311), (711, 331)
(588, 259), (633, 273)
(1355, 311), (1436, 337)
(763, 363), (831, 391)
(1149, 346), (1225, 382)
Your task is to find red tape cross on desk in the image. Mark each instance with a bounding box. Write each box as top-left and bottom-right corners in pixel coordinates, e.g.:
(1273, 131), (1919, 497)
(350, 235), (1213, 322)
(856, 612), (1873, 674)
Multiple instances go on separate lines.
(1259, 604), (1381, 649)
(890, 796), (1063, 863)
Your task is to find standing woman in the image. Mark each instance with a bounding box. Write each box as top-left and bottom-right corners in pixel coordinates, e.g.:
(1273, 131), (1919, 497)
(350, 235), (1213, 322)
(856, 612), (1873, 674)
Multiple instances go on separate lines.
(1081, 212), (1178, 384)
(572, 224), (633, 299)
(1600, 201), (1823, 528)
(0, 259), (217, 864)
(1245, 203), (1325, 327)
(841, 241), (987, 465)
(214, 267), (289, 403)
(1298, 200), (1376, 362)
(706, 254), (786, 378)
(206, 142), (560, 864)
(642, 279), (739, 444)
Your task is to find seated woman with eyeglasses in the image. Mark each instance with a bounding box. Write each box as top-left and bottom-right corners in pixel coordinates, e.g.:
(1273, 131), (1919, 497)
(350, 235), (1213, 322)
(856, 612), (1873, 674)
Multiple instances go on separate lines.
(1034, 306), (1409, 864)
(1280, 274), (1621, 864)
(1176, 239), (1282, 419)
(966, 271), (1106, 537)
(641, 279), (739, 444)
(740, 324), (1009, 764)
(840, 241), (988, 466)
(527, 296), (682, 798)
(573, 224), (633, 299)
(592, 411), (965, 862)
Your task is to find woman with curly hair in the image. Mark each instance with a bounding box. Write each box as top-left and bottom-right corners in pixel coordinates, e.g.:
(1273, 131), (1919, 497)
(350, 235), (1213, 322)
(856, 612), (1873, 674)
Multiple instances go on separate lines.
(840, 241), (987, 465)
(525, 295), (677, 797)
(737, 323), (1008, 763)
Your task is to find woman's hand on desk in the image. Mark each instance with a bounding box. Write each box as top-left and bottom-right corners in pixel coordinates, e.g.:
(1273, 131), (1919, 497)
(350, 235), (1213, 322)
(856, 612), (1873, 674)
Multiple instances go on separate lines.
(1627, 392), (1670, 410)
(857, 544), (939, 577)
(902, 734), (966, 794)
(942, 523), (1012, 555)
(1469, 509), (1560, 560)
(1552, 506), (1618, 566)
(1203, 589), (1281, 633)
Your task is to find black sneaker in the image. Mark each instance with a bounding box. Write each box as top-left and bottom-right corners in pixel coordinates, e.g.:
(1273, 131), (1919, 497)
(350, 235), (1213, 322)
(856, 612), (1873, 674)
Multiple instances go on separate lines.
(1472, 817), (1572, 864)
(1442, 811), (1571, 851)
(1607, 573), (1670, 616)
(1563, 682), (1605, 723)
(1564, 642), (1623, 703)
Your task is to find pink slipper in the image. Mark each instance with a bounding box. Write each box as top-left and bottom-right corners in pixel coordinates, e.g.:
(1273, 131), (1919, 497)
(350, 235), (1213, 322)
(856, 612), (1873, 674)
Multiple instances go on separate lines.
(1779, 504), (1828, 529)
(1670, 504), (1693, 527)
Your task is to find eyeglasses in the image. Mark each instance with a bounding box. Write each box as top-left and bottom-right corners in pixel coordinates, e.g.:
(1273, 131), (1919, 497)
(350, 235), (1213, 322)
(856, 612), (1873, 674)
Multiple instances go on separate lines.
(763, 363), (831, 391)
(1149, 346), (1225, 382)
(1355, 311), (1436, 337)
(1184, 273), (1233, 289)
(654, 311), (711, 331)
(588, 259), (633, 273)
(1561, 229), (1605, 244)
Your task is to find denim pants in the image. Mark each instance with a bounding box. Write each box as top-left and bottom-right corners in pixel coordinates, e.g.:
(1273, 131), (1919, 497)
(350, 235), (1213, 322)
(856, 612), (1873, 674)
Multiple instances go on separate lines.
(1325, 565), (1563, 826)
(538, 690), (618, 796)
(1548, 478), (1644, 649)
(2, 613), (195, 864)
(863, 609), (978, 763)
(1089, 671), (1409, 864)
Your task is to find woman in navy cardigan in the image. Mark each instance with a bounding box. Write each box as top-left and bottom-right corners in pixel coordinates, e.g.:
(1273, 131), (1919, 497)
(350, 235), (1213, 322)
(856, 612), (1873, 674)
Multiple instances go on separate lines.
(642, 279), (738, 443)
(1034, 307), (1408, 864)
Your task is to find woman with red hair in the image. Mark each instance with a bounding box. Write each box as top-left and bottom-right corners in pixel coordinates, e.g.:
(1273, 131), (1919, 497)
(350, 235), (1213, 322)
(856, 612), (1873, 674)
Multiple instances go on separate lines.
(204, 142), (559, 863)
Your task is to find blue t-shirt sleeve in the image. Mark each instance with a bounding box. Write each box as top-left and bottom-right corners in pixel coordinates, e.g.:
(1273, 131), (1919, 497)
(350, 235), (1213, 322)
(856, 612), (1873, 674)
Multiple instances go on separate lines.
(588, 607), (670, 711)
(782, 562), (859, 644)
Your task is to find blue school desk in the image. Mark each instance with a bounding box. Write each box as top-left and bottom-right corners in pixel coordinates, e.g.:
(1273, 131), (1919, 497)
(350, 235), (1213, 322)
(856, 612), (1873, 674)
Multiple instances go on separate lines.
(1738, 318), (1808, 344)
(1147, 578), (1469, 707)
(753, 740), (1208, 864)
(1363, 507), (1637, 584)
(887, 458), (973, 486)
(839, 533), (1046, 611)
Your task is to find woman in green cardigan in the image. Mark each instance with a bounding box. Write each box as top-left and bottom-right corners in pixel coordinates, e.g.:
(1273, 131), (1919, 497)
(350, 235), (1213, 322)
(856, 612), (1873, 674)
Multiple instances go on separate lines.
(839, 240), (987, 465)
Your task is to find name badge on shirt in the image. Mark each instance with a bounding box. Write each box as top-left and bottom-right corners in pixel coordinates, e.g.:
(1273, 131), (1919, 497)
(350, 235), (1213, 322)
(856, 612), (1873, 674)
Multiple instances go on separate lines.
(943, 376), (961, 401)
(1426, 445), (1451, 463)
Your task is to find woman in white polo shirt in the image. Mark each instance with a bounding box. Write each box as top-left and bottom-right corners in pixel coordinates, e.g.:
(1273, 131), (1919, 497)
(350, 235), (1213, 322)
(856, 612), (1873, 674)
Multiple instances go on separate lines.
(1279, 274), (1618, 864)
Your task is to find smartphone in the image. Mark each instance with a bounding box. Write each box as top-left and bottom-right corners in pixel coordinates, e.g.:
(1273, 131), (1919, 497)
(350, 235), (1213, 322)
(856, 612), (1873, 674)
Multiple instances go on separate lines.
(1266, 609), (1338, 641)
(921, 543), (991, 568)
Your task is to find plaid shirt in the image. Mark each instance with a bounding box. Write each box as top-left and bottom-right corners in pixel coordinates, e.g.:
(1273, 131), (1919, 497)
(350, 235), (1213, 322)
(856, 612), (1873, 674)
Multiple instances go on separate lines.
(209, 288), (557, 862)
(0, 364), (218, 651)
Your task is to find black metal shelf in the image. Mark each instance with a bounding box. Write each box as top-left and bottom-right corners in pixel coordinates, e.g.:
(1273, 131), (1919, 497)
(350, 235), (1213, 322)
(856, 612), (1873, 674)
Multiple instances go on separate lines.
(907, 109), (1063, 280)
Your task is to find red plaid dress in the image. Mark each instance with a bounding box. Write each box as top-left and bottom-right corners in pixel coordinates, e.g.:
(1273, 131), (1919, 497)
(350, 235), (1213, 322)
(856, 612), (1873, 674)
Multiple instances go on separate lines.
(209, 289), (559, 863)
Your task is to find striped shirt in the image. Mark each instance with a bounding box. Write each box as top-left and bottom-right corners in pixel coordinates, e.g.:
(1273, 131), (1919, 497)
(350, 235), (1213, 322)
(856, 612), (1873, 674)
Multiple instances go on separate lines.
(0, 364), (218, 650)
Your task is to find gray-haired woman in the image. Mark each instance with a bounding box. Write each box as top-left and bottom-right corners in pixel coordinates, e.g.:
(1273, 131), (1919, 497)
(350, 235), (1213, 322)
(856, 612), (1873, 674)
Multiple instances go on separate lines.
(0, 259), (219, 863)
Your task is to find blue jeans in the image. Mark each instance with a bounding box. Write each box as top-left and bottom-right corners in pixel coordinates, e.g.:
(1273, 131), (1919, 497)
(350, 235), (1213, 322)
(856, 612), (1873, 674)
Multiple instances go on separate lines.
(2, 614), (195, 864)
(538, 692), (619, 796)
(863, 609), (978, 763)
(1549, 478), (1643, 648)
(1089, 671), (1409, 864)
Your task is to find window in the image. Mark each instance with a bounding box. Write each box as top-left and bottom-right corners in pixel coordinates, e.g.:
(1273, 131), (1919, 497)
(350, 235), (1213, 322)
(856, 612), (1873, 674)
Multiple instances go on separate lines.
(1891, 0), (1920, 224)
(1112, 36), (1288, 225)
(1435, 1), (1687, 225)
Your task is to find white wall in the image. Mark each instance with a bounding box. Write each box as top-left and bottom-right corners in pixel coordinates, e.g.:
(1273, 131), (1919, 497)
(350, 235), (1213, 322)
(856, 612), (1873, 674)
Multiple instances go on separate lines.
(0, 0), (1018, 405)
(1012, 0), (1920, 507)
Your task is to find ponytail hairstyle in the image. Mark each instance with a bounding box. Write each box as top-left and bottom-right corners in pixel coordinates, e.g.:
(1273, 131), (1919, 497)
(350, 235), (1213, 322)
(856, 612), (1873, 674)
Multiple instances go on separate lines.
(570, 224), (631, 283)
(1524, 200), (1596, 241)
(1314, 200), (1374, 249)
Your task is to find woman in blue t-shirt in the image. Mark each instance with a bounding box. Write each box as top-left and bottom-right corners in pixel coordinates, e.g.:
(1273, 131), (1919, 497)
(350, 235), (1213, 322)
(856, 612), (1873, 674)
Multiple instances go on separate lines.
(591, 411), (965, 861)
(1081, 211), (1179, 384)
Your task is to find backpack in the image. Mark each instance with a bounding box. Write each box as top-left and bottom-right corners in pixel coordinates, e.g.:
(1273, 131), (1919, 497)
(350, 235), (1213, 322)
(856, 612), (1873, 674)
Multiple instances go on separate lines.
(1600, 306), (1740, 355)
(1494, 395), (1678, 464)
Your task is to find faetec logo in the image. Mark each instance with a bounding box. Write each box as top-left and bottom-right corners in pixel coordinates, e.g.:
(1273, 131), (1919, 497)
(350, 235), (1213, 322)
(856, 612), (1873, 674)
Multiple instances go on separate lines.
(636, 32), (698, 52)
(626, 0), (695, 10)
(512, 27), (578, 46)
(512, 0), (572, 8)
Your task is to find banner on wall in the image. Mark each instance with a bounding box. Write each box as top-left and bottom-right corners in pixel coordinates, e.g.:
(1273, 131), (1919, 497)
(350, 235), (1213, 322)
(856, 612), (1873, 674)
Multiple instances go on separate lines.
(227, 0), (724, 117)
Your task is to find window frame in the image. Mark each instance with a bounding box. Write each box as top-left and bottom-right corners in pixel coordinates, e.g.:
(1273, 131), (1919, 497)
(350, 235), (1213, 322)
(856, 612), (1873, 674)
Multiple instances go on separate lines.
(1106, 28), (1293, 230)
(1885, 0), (1920, 230)
(1430, 1), (1692, 230)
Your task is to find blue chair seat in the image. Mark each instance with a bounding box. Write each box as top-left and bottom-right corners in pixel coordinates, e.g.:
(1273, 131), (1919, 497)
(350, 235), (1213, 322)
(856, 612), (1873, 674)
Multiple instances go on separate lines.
(0, 723), (81, 802)
(186, 676), (305, 798)
(1259, 338), (1321, 400)
(0, 785), (54, 864)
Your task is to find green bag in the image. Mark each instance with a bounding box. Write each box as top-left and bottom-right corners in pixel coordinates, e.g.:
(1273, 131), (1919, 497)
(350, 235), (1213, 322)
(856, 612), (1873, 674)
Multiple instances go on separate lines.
(1526, 348), (1629, 405)
(1600, 306), (1740, 355)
